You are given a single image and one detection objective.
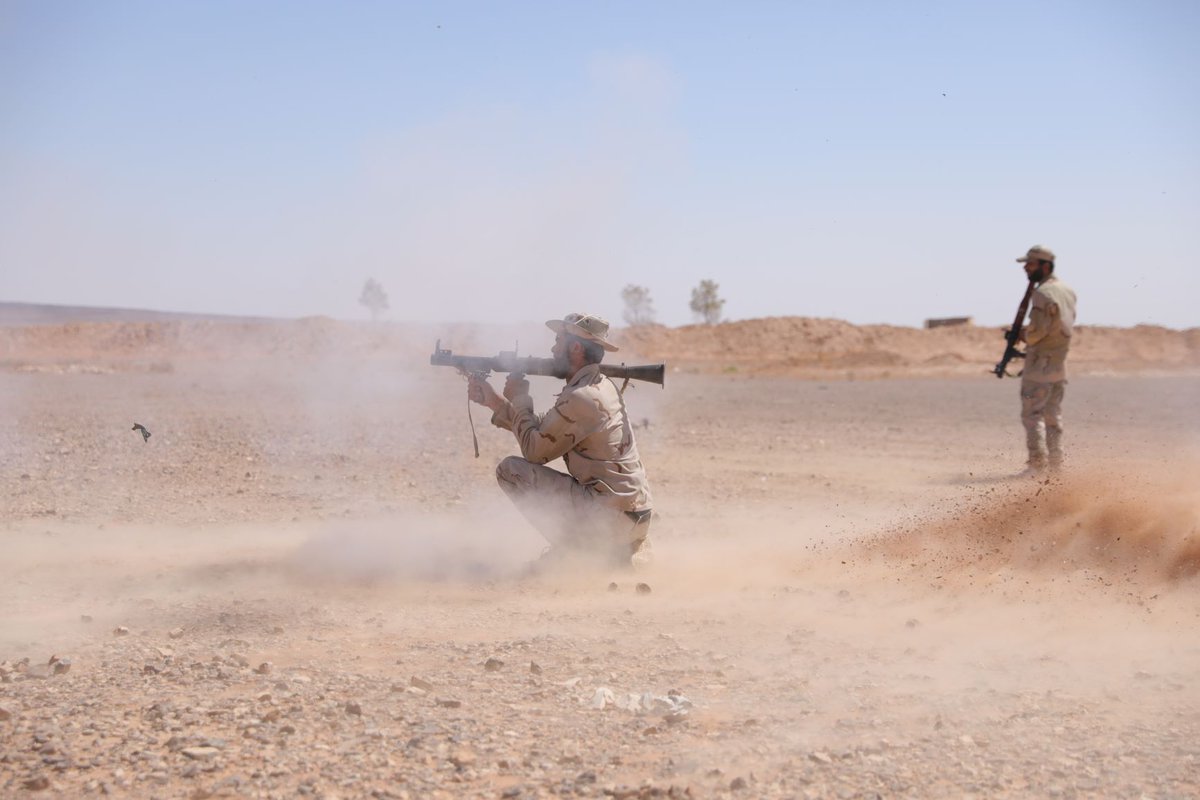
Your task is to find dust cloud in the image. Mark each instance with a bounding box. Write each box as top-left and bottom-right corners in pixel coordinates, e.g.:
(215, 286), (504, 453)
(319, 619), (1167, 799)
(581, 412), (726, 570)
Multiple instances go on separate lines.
(871, 467), (1200, 587)
(291, 506), (545, 584)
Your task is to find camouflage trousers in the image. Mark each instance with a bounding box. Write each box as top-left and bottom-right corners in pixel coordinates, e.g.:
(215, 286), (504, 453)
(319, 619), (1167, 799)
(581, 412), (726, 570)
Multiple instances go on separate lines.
(495, 456), (651, 564)
(1020, 379), (1066, 468)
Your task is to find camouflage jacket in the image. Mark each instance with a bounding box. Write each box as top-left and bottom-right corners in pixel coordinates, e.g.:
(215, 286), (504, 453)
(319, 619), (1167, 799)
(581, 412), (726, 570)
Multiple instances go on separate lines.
(1024, 275), (1078, 383)
(490, 364), (652, 513)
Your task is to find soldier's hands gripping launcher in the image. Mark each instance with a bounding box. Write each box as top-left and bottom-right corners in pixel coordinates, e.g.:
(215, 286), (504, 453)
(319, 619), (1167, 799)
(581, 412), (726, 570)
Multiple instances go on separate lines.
(430, 341), (665, 387)
(993, 280), (1035, 378)
(431, 340), (665, 458)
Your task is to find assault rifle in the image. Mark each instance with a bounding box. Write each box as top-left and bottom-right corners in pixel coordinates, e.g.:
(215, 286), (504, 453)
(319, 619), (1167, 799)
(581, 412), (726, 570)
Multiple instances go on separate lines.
(430, 341), (666, 387)
(993, 280), (1035, 378)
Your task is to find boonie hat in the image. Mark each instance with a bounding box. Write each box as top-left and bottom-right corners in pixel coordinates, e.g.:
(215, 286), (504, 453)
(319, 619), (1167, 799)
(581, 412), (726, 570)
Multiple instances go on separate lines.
(545, 312), (619, 352)
(1016, 245), (1056, 263)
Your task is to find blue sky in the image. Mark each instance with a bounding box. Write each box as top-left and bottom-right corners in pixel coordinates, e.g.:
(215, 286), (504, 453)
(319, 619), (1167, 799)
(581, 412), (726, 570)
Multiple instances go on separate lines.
(2, 1), (1197, 328)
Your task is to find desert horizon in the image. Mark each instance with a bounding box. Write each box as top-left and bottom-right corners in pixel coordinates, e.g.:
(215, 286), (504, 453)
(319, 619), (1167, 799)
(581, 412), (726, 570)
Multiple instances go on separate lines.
(3, 299), (1196, 334)
(2, 300), (1197, 384)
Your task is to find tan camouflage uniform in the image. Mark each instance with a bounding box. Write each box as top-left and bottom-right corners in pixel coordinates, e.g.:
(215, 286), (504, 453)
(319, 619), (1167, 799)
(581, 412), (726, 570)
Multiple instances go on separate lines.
(490, 362), (653, 563)
(1020, 274), (1077, 469)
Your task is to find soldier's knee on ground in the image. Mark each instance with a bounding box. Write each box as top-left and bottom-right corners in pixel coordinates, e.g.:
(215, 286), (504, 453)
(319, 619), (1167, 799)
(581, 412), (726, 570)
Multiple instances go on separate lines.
(496, 455), (529, 491)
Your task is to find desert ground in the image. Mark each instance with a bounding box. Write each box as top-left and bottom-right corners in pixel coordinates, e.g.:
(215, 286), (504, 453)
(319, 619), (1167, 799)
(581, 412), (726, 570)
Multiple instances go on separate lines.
(1, 312), (1199, 799)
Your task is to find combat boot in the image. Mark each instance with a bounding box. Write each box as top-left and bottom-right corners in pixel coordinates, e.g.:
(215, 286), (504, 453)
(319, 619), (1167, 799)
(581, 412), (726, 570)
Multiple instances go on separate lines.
(1017, 454), (1047, 478)
(630, 536), (655, 570)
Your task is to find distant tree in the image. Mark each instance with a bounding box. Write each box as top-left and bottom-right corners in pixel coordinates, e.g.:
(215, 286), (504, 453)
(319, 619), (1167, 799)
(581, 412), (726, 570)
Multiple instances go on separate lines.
(359, 278), (389, 321)
(621, 284), (657, 326)
(689, 279), (725, 325)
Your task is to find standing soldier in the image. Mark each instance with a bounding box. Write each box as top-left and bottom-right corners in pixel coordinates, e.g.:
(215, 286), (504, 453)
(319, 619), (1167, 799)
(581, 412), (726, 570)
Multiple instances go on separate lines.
(467, 313), (654, 569)
(1016, 245), (1078, 473)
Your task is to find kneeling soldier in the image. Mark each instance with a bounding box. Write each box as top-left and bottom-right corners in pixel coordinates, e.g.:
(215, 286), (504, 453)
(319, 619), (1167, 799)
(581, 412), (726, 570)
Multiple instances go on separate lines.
(467, 313), (654, 569)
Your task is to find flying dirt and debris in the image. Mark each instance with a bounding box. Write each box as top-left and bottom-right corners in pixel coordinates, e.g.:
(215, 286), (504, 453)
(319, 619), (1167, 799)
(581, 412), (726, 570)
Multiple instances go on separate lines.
(1, 315), (1198, 798)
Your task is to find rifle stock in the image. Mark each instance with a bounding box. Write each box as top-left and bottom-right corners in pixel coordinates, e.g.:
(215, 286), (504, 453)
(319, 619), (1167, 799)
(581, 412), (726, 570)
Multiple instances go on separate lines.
(993, 280), (1035, 378)
(430, 341), (665, 387)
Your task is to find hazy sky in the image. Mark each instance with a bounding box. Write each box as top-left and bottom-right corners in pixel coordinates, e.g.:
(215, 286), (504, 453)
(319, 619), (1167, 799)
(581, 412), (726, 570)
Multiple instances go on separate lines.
(2, 1), (1197, 329)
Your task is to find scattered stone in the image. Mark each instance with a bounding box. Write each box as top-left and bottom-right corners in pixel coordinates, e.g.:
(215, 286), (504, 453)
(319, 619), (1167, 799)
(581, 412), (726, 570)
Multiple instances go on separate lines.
(810, 751), (833, 764)
(0, 705), (13, 720)
(436, 698), (462, 709)
(529, 661), (542, 675)
(255, 662), (273, 675)
(640, 692), (693, 718)
(22, 775), (51, 791)
(410, 676), (434, 691)
(79, 615), (93, 623)
(168, 627), (185, 639)
(590, 687), (616, 709)
(608, 582), (619, 592)
(636, 583), (652, 594)
(905, 618), (921, 628)
(113, 626), (130, 637)
(615, 692), (642, 711)
(484, 657), (504, 672)
(344, 701), (362, 716)
(730, 776), (748, 791)
(181, 746), (221, 761)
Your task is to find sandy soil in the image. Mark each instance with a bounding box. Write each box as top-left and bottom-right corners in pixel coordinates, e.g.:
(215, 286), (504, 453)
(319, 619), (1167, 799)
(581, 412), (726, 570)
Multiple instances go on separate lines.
(2, 317), (1199, 799)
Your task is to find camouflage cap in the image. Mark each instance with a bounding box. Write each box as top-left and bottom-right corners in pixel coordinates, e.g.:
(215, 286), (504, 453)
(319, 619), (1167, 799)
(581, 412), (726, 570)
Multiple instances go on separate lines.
(1016, 245), (1056, 263)
(545, 312), (619, 352)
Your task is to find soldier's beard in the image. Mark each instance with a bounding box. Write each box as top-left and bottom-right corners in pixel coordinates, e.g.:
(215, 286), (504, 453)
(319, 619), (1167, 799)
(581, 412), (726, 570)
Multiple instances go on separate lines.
(553, 350), (571, 375)
(1029, 265), (1050, 283)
